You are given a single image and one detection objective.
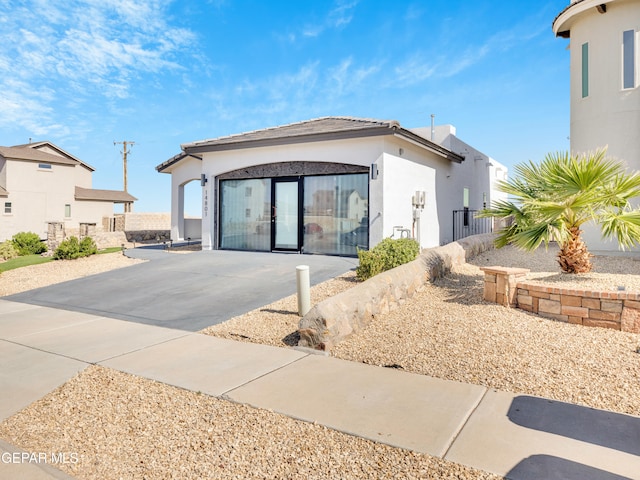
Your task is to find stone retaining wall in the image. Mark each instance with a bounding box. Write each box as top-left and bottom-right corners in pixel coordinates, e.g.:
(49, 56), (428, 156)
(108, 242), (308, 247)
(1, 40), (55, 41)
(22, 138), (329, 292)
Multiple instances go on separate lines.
(123, 212), (171, 231)
(297, 234), (496, 351)
(480, 266), (640, 333)
(517, 282), (640, 332)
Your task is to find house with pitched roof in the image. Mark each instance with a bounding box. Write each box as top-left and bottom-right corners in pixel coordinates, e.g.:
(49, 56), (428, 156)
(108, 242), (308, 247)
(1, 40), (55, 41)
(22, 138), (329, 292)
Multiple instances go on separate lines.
(157, 117), (506, 256)
(0, 141), (136, 242)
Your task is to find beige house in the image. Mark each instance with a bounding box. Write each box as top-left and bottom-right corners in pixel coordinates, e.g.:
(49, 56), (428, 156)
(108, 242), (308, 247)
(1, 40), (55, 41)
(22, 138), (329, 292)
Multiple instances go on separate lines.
(0, 141), (136, 242)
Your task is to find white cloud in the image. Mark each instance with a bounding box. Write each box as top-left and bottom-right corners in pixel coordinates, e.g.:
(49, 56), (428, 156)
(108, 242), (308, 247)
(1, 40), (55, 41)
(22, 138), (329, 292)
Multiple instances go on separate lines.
(300, 0), (359, 38)
(329, 57), (381, 96)
(393, 55), (438, 86)
(0, 0), (197, 136)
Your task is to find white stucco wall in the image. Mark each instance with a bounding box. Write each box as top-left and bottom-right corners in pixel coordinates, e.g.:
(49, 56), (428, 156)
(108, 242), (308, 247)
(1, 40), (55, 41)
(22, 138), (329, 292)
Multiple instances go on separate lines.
(167, 156), (202, 244)
(566, 1), (640, 165)
(200, 137), (385, 250)
(556, 0), (640, 251)
(379, 152), (439, 248)
(165, 130), (504, 252)
(414, 125), (508, 244)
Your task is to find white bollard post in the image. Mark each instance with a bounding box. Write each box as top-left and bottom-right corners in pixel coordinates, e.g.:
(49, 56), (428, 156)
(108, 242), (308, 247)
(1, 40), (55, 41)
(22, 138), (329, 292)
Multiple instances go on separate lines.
(296, 265), (311, 316)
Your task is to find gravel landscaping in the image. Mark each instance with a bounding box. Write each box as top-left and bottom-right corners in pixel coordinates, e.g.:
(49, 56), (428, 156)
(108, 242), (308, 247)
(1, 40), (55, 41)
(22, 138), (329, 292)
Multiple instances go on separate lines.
(0, 366), (498, 480)
(204, 244), (640, 416)
(1, 244), (639, 479)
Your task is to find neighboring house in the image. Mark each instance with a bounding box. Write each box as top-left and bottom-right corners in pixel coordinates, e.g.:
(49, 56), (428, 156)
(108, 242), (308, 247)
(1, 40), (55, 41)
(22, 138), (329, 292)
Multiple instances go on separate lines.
(553, 0), (640, 250)
(156, 116), (507, 256)
(0, 141), (136, 242)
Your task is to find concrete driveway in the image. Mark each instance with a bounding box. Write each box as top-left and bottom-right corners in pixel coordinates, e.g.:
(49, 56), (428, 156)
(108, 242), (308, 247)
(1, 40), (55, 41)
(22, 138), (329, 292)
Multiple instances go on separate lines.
(4, 248), (357, 331)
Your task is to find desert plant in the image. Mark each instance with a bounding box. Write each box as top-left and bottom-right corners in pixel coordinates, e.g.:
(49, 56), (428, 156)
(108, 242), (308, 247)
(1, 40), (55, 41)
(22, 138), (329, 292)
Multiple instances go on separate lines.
(12, 231), (47, 256)
(0, 240), (19, 260)
(356, 237), (420, 281)
(479, 150), (640, 273)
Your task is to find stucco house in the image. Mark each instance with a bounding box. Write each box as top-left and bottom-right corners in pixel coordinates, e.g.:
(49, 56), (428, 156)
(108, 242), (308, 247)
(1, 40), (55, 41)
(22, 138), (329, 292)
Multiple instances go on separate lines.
(553, 0), (640, 250)
(0, 141), (136, 242)
(156, 117), (507, 256)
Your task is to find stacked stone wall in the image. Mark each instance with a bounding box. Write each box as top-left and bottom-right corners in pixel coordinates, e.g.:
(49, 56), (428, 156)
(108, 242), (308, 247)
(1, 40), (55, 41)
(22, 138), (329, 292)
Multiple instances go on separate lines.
(516, 282), (640, 332)
(123, 212), (171, 231)
(480, 267), (640, 334)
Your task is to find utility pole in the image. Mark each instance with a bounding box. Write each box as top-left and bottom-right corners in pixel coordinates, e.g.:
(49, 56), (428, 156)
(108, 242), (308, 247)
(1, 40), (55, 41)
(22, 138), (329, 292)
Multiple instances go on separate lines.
(114, 141), (135, 212)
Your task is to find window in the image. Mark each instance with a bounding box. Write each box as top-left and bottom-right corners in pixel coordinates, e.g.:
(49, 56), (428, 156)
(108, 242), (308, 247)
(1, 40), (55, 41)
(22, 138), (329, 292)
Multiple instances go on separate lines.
(463, 187), (470, 208)
(4, 202), (11, 214)
(582, 42), (589, 98)
(220, 179), (271, 251)
(38, 163), (52, 169)
(65, 204), (71, 218)
(303, 173), (369, 255)
(623, 30), (636, 89)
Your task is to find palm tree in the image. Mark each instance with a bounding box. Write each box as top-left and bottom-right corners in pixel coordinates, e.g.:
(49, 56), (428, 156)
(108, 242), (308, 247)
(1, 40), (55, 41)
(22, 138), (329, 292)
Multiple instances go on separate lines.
(480, 150), (640, 273)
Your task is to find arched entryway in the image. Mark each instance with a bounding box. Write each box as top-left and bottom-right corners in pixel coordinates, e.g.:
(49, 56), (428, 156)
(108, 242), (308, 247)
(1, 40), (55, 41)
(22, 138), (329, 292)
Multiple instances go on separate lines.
(216, 161), (369, 256)
(176, 178), (202, 241)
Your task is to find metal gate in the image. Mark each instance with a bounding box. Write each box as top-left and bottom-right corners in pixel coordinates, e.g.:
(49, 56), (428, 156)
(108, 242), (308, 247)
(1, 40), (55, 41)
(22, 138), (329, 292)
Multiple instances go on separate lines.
(453, 209), (493, 241)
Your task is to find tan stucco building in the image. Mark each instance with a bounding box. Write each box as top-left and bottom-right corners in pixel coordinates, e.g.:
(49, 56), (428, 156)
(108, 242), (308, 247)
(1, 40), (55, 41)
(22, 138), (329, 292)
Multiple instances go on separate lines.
(0, 141), (136, 241)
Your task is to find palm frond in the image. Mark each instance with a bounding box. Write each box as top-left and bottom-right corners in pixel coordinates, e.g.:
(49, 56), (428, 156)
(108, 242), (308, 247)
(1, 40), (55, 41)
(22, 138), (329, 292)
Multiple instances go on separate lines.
(599, 209), (640, 250)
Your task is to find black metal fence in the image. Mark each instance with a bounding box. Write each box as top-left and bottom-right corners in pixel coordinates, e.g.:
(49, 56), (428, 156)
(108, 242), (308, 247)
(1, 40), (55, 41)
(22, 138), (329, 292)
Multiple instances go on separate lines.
(453, 209), (493, 241)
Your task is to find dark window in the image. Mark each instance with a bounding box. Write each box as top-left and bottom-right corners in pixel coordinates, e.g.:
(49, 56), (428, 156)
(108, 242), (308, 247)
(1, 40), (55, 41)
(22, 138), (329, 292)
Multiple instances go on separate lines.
(582, 42), (589, 98)
(623, 30), (636, 89)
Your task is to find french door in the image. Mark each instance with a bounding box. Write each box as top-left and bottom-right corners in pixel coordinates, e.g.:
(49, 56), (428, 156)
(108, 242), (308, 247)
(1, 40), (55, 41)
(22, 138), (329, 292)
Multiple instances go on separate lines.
(272, 178), (302, 251)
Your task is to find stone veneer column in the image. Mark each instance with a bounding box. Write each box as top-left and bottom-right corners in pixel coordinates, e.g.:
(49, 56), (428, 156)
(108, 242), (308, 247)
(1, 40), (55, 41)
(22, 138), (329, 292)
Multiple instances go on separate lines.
(480, 266), (530, 307)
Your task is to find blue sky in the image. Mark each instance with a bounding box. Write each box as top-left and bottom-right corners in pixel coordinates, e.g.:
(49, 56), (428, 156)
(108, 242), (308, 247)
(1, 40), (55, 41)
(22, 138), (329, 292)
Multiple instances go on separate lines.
(0, 0), (570, 214)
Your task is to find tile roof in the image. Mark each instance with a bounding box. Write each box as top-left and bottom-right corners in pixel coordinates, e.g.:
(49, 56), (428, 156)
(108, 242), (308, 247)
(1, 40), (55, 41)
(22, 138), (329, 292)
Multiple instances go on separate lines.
(75, 186), (137, 203)
(0, 145), (79, 166)
(155, 152), (202, 173)
(157, 117), (464, 172)
(183, 117), (400, 151)
(2, 141), (95, 171)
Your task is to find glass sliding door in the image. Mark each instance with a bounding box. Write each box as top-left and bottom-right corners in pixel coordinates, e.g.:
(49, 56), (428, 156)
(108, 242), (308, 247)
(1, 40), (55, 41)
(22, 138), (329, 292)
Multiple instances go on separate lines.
(273, 179), (300, 250)
(220, 173), (367, 256)
(303, 173), (369, 256)
(220, 179), (271, 251)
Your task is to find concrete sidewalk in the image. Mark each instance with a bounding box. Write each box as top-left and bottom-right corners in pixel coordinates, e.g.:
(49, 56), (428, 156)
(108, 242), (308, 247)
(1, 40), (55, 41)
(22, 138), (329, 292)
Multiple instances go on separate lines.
(1, 300), (639, 479)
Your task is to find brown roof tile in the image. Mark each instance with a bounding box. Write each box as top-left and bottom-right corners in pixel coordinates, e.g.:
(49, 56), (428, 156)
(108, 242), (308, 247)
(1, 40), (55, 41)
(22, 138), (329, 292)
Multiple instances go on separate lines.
(75, 186), (137, 203)
(0, 145), (79, 166)
(159, 117), (464, 171)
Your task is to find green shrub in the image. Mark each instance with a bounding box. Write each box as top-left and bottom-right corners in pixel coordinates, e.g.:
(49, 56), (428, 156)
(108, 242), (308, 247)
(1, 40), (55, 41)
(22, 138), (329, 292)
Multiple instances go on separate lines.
(54, 236), (99, 260)
(53, 236), (81, 260)
(12, 231), (47, 256)
(0, 240), (19, 260)
(79, 236), (98, 256)
(356, 237), (420, 281)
